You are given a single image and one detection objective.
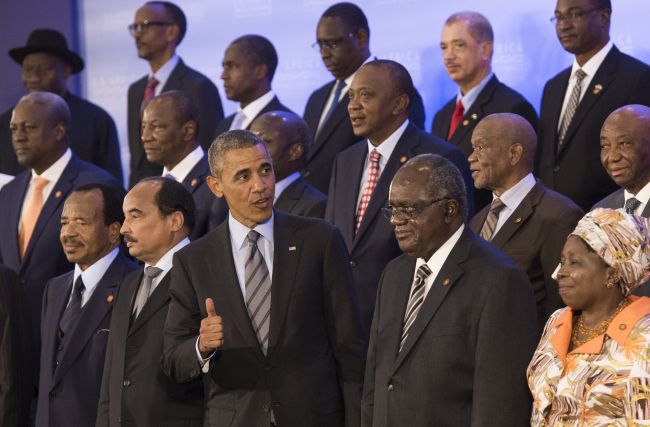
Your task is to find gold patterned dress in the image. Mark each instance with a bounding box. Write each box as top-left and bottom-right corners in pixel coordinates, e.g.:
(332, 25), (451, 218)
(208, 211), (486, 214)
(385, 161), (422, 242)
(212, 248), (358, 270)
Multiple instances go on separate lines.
(527, 296), (650, 426)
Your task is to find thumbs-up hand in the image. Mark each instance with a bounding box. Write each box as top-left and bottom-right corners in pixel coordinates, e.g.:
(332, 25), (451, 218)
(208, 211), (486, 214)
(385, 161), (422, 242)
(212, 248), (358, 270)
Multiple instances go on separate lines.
(198, 298), (224, 356)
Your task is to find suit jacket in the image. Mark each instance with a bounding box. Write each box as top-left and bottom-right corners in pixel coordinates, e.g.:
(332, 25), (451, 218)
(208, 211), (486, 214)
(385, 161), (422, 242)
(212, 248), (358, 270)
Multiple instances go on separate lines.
(214, 96), (292, 136)
(325, 123), (474, 334)
(162, 212), (365, 427)
(469, 180), (583, 328)
(96, 268), (204, 427)
(537, 46), (650, 211)
(361, 228), (537, 427)
(36, 253), (137, 427)
(432, 75), (539, 211)
(302, 80), (426, 194)
(0, 264), (32, 427)
(0, 92), (123, 182)
(0, 154), (118, 361)
(128, 59), (224, 187)
(181, 156), (228, 240)
(274, 175), (326, 218)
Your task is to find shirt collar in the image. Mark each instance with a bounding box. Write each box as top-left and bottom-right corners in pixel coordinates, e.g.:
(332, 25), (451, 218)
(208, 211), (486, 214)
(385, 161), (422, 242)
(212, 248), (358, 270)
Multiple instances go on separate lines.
(457, 72), (494, 111)
(228, 212), (274, 252)
(32, 147), (72, 183)
(239, 90), (275, 122)
(150, 54), (180, 86)
(571, 40), (613, 76)
(274, 171), (301, 201)
(163, 146), (204, 183)
(624, 179), (650, 206)
(73, 247), (120, 294)
(145, 236), (190, 279)
(367, 119), (409, 157)
(343, 55), (374, 88)
(495, 173), (536, 209)
(416, 224), (465, 276)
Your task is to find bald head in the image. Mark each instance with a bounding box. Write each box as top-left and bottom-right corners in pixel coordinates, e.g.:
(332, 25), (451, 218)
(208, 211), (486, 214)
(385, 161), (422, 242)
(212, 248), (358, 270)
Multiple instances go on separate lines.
(468, 113), (536, 195)
(249, 111), (311, 181)
(600, 105), (650, 194)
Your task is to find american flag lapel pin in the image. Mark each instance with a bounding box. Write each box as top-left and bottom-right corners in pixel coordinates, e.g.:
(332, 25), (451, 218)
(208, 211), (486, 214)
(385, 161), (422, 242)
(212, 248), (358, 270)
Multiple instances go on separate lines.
(288, 246), (297, 251)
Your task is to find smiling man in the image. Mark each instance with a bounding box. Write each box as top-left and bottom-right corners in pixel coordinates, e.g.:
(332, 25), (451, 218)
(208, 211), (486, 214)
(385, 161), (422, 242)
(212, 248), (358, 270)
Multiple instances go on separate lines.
(537, 0), (650, 211)
(162, 129), (364, 427)
(362, 153), (537, 427)
(36, 184), (136, 427)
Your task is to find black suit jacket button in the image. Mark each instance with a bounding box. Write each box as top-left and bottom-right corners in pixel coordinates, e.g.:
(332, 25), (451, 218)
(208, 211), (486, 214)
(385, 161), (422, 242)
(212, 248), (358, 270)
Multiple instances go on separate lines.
(49, 391), (56, 397)
(553, 166), (560, 172)
(350, 260), (357, 267)
(264, 365), (272, 371)
(387, 384), (394, 391)
(123, 379), (131, 387)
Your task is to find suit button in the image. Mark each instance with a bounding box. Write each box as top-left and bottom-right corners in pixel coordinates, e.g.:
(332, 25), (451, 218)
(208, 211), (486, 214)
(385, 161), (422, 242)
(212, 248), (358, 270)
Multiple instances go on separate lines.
(350, 260), (356, 267)
(553, 166), (560, 172)
(265, 365), (272, 371)
(387, 384), (394, 391)
(123, 379), (131, 387)
(49, 391), (56, 397)
(262, 404), (270, 412)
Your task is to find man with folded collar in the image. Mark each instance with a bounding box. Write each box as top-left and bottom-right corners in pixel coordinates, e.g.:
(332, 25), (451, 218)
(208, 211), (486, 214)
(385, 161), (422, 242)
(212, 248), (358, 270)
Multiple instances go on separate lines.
(36, 184), (137, 427)
(142, 90), (228, 238)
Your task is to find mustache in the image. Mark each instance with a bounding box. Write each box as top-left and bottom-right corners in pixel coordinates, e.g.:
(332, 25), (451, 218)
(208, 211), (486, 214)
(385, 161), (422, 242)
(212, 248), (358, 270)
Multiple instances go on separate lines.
(123, 234), (138, 243)
(61, 238), (83, 246)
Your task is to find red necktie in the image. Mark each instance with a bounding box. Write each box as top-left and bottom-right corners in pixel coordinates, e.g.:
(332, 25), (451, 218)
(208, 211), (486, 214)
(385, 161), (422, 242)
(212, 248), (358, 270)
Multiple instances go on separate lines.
(447, 100), (464, 140)
(143, 76), (159, 102)
(355, 149), (381, 232)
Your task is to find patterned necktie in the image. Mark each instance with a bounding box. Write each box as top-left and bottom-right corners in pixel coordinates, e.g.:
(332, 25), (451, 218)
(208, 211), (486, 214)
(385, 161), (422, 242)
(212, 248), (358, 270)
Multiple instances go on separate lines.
(132, 266), (163, 318)
(58, 275), (85, 339)
(245, 230), (272, 355)
(447, 99), (465, 140)
(143, 76), (159, 101)
(400, 264), (433, 352)
(625, 197), (642, 215)
(19, 176), (49, 258)
(229, 110), (247, 130)
(558, 68), (587, 147)
(480, 198), (506, 241)
(355, 149), (381, 232)
(318, 80), (346, 135)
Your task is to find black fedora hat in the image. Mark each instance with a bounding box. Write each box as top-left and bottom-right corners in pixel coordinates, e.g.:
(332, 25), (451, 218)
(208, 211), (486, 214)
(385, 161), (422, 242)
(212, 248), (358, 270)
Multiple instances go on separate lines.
(9, 29), (84, 74)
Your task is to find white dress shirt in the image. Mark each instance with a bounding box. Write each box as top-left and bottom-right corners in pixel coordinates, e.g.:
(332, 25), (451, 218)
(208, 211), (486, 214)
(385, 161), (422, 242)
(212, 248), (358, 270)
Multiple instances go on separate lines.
(414, 224), (465, 299)
(150, 54), (180, 96)
(625, 180), (650, 215)
(70, 247), (119, 307)
(491, 173), (536, 235)
(162, 146), (204, 183)
(230, 90), (276, 130)
(143, 237), (190, 293)
(274, 171), (301, 202)
(456, 72), (494, 112)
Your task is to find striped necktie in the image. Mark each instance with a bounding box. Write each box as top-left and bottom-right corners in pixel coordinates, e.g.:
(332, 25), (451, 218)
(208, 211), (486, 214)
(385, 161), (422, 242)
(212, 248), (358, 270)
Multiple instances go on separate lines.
(245, 230), (272, 354)
(479, 198), (506, 241)
(558, 68), (586, 148)
(625, 197), (642, 215)
(399, 264), (433, 352)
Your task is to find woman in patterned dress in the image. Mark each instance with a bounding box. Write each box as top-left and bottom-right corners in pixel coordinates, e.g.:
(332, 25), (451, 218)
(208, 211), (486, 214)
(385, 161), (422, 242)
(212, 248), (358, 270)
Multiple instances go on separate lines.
(527, 208), (650, 426)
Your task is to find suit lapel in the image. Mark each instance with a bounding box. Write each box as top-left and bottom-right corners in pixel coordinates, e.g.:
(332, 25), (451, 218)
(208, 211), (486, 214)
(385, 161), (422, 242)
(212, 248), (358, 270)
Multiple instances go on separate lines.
(491, 181), (544, 247)
(642, 201), (650, 218)
(451, 76), (499, 146)
(42, 272), (74, 379)
(391, 229), (471, 374)
(267, 212), (300, 356)
(182, 156), (209, 195)
(161, 60), (186, 92)
(312, 95), (350, 156)
(339, 145), (366, 249)
(275, 177), (305, 213)
(129, 273), (171, 335)
(6, 173), (30, 266)
(385, 257), (418, 362)
(548, 70), (571, 156)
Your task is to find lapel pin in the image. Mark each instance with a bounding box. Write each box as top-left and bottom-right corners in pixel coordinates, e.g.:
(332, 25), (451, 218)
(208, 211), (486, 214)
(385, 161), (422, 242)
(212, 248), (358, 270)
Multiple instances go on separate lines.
(190, 178), (198, 187)
(400, 156), (408, 164)
(462, 119), (469, 126)
(515, 217), (522, 224)
(55, 190), (62, 198)
(592, 84), (603, 95)
(288, 246), (296, 251)
(107, 294), (114, 303)
(471, 113), (478, 120)
(442, 277), (451, 286)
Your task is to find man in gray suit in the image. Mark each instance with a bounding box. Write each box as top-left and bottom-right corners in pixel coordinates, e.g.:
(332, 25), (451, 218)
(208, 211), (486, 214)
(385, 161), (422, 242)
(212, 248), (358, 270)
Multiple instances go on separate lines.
(468, 113), (583, 328)
(362, 153), (536, 427)
(250, 111), (327, 218)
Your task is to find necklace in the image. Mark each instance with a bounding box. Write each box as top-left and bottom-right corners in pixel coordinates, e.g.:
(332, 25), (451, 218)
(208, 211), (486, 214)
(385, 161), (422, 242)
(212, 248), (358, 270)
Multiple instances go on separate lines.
(571, 298), (631, 347)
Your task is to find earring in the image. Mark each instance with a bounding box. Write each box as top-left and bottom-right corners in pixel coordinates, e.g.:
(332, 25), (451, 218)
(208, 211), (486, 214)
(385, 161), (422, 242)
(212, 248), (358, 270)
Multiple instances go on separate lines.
(606, 281), (615, 289)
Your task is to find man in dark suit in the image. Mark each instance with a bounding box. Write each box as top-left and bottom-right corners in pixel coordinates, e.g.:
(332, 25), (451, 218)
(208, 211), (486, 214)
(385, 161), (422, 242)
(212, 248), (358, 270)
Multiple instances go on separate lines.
(537, 0), (650, 211)
(468, 113), (583, 329)
(250, 111), (327, 218)
(362, 153), (537, 427)
(326, 60), (473, 334)
(0, 264), (32, 427)
(97, 178), (203, 426)
(162, 130), (365, 427)
(432, 12), (538, 211)
(127, 1), (224, 186)
(36, 184), (137, 427)
(215, 35), (293, 136)
(0, 29), (122, 182)
(142, 90), (227, 238)
(0, 92), (118, 366)
(303, 2), (425, 194)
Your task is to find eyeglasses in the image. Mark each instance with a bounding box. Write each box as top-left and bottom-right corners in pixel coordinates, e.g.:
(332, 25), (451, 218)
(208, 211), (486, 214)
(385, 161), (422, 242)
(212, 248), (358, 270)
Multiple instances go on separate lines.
(128, 20), (173, 35)
(550, 8), (602, 24)
(382, 198), (449, 220)
(311, 33), (354, 51)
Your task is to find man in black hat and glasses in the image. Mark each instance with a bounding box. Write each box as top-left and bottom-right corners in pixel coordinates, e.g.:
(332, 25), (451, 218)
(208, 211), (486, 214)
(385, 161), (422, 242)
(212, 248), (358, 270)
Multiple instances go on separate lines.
(0, 29), (123, 184)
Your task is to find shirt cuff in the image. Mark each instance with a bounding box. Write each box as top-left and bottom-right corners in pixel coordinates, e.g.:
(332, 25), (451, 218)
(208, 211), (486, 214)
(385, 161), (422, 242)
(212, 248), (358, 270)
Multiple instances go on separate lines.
(195, 336), (216, 373)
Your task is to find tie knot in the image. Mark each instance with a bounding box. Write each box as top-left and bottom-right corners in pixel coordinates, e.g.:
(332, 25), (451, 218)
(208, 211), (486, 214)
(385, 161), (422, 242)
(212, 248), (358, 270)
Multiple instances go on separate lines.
(490, 198), (506, 213)
(144, 266), (163, 279)
(369, 149), (381, 164)
(32, 177), (49, 190)
(416, 264), (433, 281)
(147, 76), (159, 88)
(575, 68), (587, 81)
(247, 230), (261, 245)
(73, 275), (85, 294)
(456, 99), (464, 110)
(625, 197), (642, 214)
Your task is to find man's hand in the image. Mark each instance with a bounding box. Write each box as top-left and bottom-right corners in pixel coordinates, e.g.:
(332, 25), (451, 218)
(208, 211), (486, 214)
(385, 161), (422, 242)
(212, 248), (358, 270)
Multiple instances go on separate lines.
(198, 298), (224, 357)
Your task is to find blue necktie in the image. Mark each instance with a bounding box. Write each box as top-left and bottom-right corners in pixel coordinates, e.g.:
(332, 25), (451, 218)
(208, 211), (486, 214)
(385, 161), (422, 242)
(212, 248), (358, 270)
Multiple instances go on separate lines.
(318, 80), (346, 134)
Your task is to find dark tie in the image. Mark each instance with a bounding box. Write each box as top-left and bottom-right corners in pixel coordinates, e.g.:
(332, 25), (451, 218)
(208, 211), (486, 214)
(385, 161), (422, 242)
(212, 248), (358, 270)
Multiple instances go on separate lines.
(625, 197), (642, 215)
(480, 198), (506, 241)
(447, 99), (464, 140)
(245, 230), (272, 355)
(558, 68), (587, 147)
(317, 80), (346, 135)
(400, 264), (433, 352)
(132, 266), (163, 318)
(58, 276), (85, 339)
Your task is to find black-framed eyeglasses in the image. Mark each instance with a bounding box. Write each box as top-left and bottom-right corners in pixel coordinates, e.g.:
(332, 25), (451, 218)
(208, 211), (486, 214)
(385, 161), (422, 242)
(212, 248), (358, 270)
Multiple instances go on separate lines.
(128, 20), (173, 35)
(382, 198), (449, 220)
(311, 33), (354, 51)
(550, 7), (602, 24)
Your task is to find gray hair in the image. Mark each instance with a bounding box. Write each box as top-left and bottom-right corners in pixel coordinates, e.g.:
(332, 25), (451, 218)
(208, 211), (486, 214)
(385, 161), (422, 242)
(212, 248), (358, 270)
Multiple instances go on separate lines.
(404, 153), (468, 219)
(445, 11), (494, 44)
(207, 130), (269, 178)
(19, 91), (71, 130)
